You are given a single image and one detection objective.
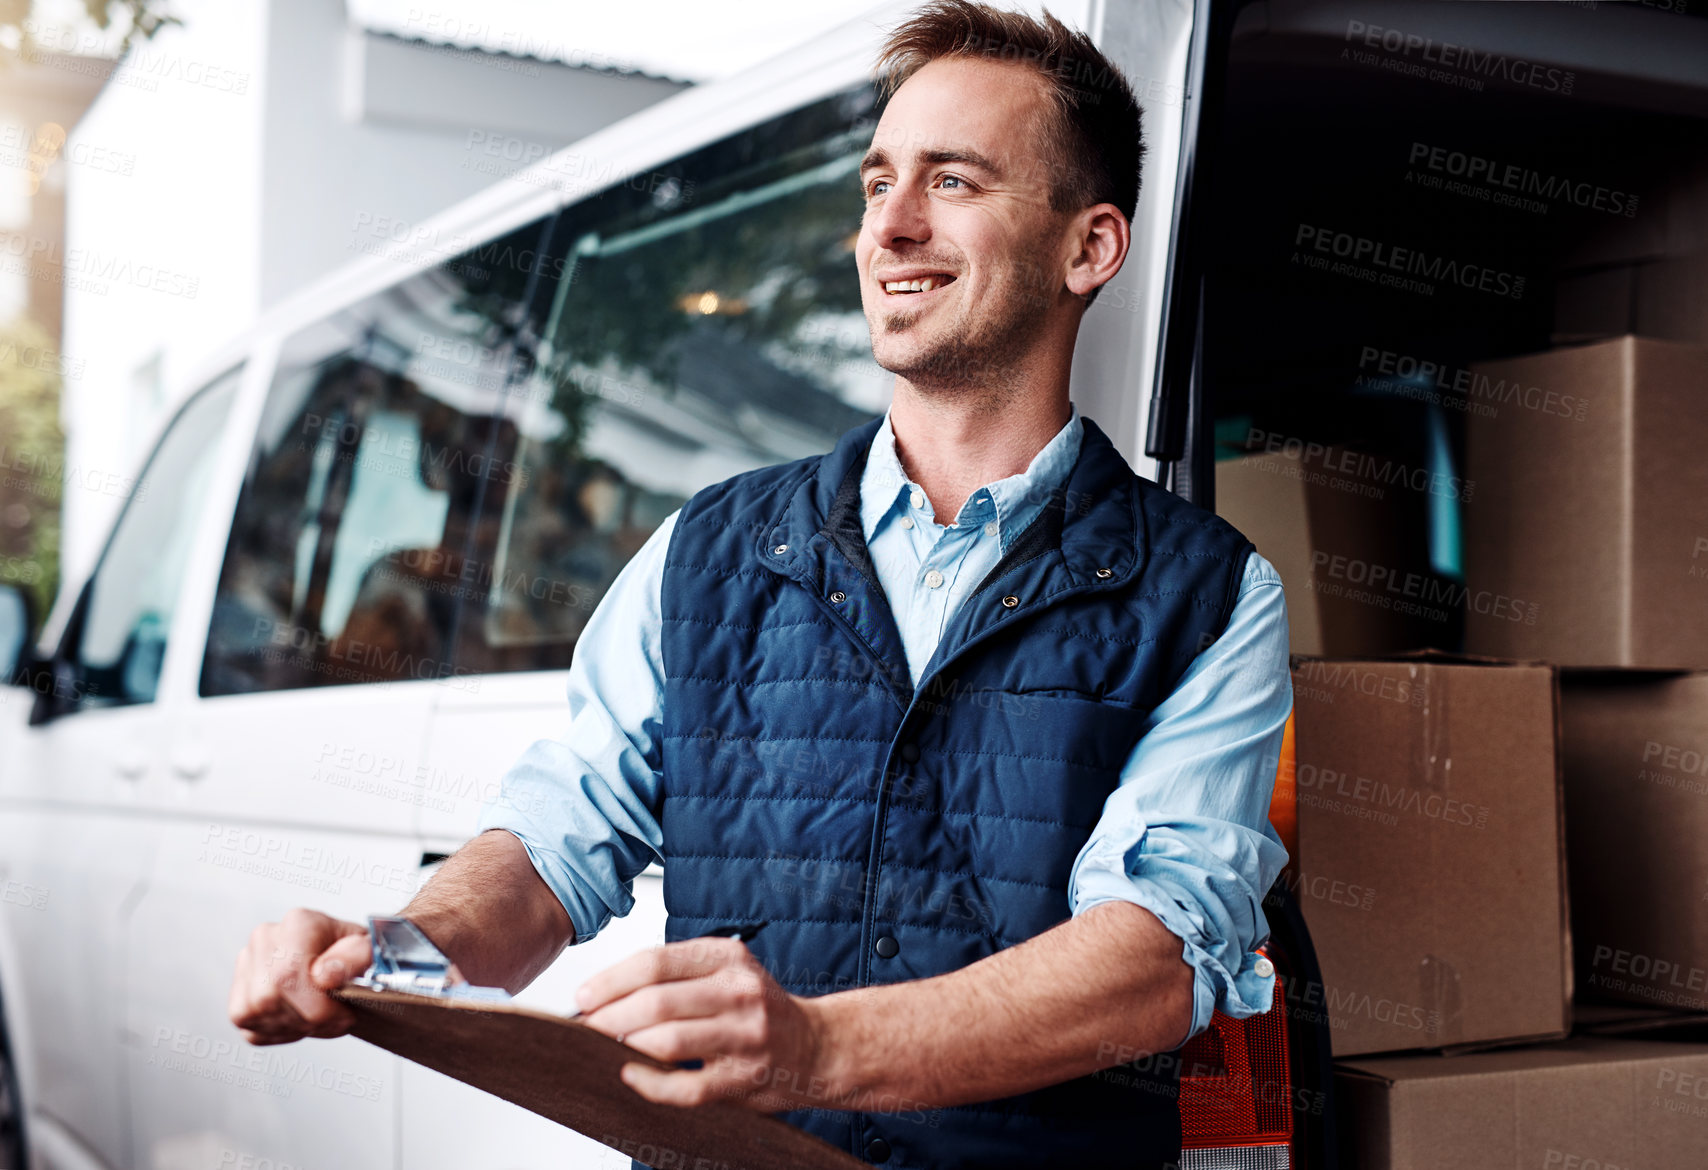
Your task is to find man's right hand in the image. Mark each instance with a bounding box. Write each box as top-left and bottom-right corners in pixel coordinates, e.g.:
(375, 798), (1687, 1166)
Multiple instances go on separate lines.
(228, 908), (372, 1045)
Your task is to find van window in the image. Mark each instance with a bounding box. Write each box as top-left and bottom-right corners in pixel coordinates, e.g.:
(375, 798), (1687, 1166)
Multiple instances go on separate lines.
(201, 87), (889, 693)
(475, 86), (887, 665)
(199, 219), (550, 695)
(59, 367), (240, 711)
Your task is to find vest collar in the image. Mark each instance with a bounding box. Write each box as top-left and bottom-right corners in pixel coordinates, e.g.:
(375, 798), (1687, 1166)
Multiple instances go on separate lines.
(756, 413), (1151, 703)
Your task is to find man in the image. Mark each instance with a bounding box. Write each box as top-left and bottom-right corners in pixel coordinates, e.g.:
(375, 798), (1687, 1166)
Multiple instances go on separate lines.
(228, 4), (1291, 1168)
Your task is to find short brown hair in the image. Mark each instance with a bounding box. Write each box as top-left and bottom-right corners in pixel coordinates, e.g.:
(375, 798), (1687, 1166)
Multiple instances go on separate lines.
(875, 0), (1145, 221)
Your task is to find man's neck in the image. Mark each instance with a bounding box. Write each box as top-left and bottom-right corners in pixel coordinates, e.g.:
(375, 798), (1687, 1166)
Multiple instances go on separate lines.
(887, 377), (1073, 525)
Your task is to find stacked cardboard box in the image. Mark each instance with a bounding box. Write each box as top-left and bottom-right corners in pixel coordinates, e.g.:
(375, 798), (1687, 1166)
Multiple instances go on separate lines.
(1461, 337), (1708, 668)
(1288, 655), (1571, 1058)
(1218, 443), (1444, 657)
(1553, 157), (1708, 348)
(1266, 331), (1708, 1164)
(1337, 1035), (1708, 1170)
(1559, 673), (1708, 1016)
(1457, 335), (1708, 1010)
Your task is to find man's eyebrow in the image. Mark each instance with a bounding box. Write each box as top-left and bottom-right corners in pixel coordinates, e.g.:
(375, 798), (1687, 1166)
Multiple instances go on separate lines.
(858, 145), (1004, 178)
(920, 147), (1003, 177)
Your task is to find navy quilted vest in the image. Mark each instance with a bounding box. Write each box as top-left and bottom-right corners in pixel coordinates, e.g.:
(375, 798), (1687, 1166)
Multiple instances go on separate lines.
(653, 416), (1253, 1170)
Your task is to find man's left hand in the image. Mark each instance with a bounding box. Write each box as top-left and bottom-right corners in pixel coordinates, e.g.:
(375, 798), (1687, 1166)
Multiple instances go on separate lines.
(576, 935), (836, 1112)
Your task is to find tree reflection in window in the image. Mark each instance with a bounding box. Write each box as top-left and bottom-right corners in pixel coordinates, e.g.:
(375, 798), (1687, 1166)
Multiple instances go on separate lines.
(202, 87), (894, 691)
(485, 86), (889, 660)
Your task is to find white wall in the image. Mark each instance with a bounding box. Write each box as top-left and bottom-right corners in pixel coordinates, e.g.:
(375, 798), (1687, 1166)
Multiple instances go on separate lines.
(60, 0), (267, 584)
(258, 2), (686, 310)
(58, 0), (689, 586)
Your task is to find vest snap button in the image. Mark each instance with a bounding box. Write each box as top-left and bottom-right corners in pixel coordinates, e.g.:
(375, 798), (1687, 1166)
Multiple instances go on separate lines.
(772, 544), (788, 556)
(874, 935), (899, 959)
(899, 742), (920, 763)
(1095, 567), (1113, 579)
(829, 590), (846, 604)
(865, 1137), (892, 1162)
(1001, 595), (1019, 608)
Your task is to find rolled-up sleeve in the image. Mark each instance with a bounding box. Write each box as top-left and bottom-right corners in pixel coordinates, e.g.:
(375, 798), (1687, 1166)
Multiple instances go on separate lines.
(1068, 550), (1293, 1046)
(473, 510), (680, 943)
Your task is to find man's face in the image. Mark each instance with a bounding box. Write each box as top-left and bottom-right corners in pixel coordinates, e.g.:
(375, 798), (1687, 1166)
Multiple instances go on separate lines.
(856, 56), (1073, 390)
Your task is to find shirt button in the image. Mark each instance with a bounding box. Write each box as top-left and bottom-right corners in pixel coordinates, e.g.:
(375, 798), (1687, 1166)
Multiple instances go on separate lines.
(924, 569), (944, 589)
(983, 521), (998, 537)
(900, 516), (914, 529)
(866, 1137), (892, 1162)
(1255, 956), (1275, 979)
(910, 490), (925, 509)
(899, 742), (920, 762)
(874, 935), (899, 959)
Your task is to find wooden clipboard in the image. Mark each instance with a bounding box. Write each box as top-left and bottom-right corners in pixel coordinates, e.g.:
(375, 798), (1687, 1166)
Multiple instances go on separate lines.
(331, 984), (867, 1169)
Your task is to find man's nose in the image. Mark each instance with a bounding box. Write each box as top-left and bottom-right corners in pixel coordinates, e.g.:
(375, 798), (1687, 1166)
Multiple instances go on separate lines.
(866, 182), (932, 251)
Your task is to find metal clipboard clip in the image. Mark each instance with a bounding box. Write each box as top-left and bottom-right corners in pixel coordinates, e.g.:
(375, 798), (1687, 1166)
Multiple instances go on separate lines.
(348, 915), (513, 1003)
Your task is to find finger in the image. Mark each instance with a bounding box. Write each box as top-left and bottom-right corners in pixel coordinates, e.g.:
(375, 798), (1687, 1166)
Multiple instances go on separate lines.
(619, 1062), (719, 1109)
(581, 976), (740, 1041)
(617, 1016), (753, 1066)
(274, 923), (364, 1036)
(234, 928), (314, 1038)
(310, 932), (373, 990)
(238, 1026), (305, 1047)
(270, 944), (351, 1034)
(246, 946), (315, 1037)
(576, 936), (748, 1015)
(229, 943), (259, 1029)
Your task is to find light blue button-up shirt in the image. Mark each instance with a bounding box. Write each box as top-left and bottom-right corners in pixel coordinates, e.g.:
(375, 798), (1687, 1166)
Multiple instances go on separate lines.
(478, 406), (1293, 1044)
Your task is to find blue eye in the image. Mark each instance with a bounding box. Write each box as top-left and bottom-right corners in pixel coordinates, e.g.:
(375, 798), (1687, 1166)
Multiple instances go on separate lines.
(869, 180), (891, 197)
(939, 175), (964, 189)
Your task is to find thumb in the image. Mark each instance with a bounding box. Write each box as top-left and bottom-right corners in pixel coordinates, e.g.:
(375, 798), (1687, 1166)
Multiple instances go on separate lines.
(310, 933), (371, 990)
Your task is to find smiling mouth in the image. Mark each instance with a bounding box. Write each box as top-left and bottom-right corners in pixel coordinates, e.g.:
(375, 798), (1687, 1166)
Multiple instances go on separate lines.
(882, 274), (957, 295)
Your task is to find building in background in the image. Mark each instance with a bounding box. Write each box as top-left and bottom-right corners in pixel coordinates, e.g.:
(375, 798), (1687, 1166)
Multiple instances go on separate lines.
(0, 46), (115, 619)
(56, 0), (689, 583)
(0, 47), (113, 339)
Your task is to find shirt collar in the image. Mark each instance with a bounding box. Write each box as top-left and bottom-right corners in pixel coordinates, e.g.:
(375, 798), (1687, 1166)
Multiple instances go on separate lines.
(859, 404), (1083, 556)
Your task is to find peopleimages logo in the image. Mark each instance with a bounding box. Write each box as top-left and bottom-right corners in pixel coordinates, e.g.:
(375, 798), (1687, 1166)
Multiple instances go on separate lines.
(1408, 142), (1639, 217)
(1295, 225), (1524, 299)
(1589, 944), (1707, 1001)
(1295, 762), (1491, 830)
(1294, 659), (1428, 707)
(1311, 550), (1540, 626)
(1343, 20), (1575, 95)
(1356, 346), (1589, 422)
(1244, 427), (1474, 503)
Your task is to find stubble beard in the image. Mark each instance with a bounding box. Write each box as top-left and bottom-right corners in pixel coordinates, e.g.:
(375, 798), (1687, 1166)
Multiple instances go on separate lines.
(869, 267), (1051, 400)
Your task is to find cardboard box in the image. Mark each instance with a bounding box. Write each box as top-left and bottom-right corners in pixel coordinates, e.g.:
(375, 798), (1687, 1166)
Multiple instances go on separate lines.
(1552, 264), (1636, 345)
(1554, 255), (1708, 348)
(1290, 657), (1570, 1057)
(1336, 1036), (1708, 1170)
(1634, 252), (1708, 347)
(1573, 1000), (1708, 1038)
(1560, 671), (1708, 1014)
(1553, 159), (1708, 345)
(1463, 337), (1708, 668)
(1558, 155), (1708, 271)
(1217, 447), (1445, 657)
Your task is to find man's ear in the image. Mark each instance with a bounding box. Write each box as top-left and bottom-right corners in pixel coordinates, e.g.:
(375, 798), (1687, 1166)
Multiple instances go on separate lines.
(1063, 203), (1131, 300)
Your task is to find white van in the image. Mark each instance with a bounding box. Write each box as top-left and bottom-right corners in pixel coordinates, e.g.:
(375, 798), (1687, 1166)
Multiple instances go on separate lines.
(9, 0), (1699, 1166)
